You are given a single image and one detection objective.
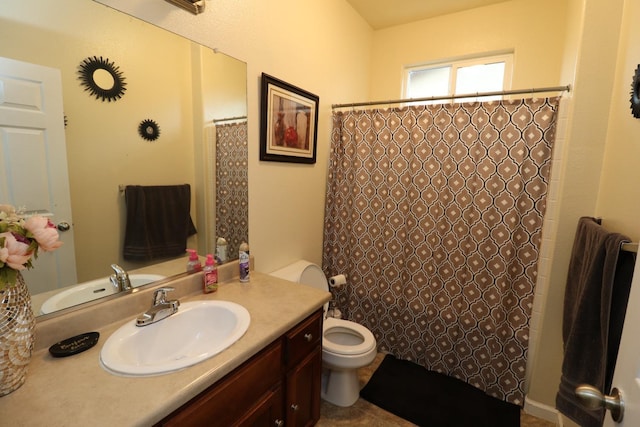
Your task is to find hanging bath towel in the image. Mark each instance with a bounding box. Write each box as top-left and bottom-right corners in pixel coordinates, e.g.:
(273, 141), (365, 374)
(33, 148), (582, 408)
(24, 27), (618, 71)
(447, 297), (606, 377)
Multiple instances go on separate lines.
(123, 184), (197, 261)
(556, 217), (635, 427)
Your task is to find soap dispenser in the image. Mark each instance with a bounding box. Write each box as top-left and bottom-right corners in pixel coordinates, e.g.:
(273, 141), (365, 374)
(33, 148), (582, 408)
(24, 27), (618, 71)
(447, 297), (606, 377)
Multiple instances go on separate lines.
(186, 249), (202, 273)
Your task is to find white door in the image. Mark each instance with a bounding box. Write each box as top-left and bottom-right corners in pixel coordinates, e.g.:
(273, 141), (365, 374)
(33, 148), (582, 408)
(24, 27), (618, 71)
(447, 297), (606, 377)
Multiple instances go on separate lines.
(600, 253), (640, 426)
(0, 56), (77, 294)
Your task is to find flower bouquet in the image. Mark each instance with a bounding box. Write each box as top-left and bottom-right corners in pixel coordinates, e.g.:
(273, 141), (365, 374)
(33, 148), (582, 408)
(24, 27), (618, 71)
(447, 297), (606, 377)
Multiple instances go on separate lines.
(0, 204), (63, 396)
(0, 204), (63, 290)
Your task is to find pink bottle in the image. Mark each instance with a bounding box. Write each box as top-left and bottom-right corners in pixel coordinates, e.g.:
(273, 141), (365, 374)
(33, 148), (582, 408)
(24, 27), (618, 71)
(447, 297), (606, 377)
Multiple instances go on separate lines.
(203, 254), (218, 293)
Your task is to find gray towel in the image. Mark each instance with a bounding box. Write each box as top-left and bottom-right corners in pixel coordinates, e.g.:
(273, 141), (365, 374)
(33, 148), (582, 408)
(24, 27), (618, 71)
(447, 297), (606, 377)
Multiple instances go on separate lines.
(123, 184), (197, 261)
(556, 217), (635, 427)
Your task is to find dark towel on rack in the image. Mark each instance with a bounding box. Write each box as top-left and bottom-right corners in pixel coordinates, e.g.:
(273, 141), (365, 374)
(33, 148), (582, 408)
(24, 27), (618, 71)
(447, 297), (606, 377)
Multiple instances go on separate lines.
(556, 217), (635, 427)
(123, 184), (197, 261)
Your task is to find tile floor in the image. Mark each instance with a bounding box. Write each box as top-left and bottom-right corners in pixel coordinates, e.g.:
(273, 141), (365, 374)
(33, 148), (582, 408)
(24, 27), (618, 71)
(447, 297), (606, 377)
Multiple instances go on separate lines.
(317, 353), (556, 427)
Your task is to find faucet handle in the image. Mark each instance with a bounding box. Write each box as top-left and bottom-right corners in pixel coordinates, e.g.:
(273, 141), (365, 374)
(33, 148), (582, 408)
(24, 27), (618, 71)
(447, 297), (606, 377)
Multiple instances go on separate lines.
(111, 264), (127, 275)
(153, 287), (176, 305)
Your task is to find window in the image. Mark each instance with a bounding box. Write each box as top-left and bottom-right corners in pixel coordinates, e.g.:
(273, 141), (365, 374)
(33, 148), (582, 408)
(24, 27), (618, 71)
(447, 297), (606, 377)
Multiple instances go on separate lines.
(404, 54), (513, 103)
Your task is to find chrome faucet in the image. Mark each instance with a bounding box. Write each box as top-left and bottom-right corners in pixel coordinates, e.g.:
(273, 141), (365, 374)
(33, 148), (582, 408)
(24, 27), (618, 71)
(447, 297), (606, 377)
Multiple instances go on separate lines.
(110, 264), (132, 291)
(136, 287), (180, 327)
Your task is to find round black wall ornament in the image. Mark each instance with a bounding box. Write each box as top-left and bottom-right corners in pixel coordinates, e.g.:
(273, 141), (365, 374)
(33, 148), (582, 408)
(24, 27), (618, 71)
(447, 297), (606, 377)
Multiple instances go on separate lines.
(78, 56), (127, 102)
(630, 64), (640, 118)
(138, 119), (160, 141)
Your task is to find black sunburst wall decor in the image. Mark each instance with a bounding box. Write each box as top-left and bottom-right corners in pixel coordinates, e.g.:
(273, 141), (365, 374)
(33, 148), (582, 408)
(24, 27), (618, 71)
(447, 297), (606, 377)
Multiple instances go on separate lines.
(631, 64), (640, 118)
(78, 56), (127, 102)
(138, 119), (160, 141)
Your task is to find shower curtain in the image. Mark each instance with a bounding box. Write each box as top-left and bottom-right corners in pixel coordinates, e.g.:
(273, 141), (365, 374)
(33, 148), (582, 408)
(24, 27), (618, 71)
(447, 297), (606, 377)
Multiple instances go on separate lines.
(322, 97), (560, 405)
(214, 121), (248, 259)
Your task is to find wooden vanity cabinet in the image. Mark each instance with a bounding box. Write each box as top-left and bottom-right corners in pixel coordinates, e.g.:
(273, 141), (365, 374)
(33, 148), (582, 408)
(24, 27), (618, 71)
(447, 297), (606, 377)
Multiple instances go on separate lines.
(284, 311), (322, 427)
(157, 309), (323, 427)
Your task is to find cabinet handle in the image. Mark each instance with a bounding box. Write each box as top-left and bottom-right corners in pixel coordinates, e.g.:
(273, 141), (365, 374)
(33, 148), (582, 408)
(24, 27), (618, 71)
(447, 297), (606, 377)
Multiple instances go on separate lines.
(291, 403), (299, 412)
(304, 333), (313, 342)
(274, 420), (284, 427)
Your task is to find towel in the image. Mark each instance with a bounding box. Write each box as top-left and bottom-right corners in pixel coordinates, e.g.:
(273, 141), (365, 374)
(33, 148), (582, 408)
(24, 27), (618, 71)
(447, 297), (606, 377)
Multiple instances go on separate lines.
(556, 217), (635, 427)
(123, 184), (197, 261)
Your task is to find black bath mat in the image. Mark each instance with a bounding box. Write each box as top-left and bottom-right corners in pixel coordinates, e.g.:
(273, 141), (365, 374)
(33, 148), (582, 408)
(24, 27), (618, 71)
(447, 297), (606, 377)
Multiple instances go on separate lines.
(360, 354), (520, 427)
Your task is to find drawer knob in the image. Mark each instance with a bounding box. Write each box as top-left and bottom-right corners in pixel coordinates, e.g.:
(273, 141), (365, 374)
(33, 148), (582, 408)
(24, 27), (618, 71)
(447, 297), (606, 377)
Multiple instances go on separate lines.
(304, 333), (313, 342)
(274, 420), (284, 427)
(291, 403), (299, 412)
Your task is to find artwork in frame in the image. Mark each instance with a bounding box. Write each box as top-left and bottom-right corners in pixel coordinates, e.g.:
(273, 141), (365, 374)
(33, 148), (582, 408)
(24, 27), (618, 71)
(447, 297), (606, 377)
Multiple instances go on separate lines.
(260, 73), (319, 164)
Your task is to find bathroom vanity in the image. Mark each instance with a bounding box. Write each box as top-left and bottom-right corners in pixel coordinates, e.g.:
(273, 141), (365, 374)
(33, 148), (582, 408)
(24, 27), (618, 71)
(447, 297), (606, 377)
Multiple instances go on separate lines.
(0, 263), (330, 426)
(158, 309), (322, 426)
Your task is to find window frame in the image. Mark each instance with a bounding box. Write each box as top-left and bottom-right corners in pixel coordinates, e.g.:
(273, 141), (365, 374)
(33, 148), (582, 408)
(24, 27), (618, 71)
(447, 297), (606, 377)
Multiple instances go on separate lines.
(403, 53), (514, 102)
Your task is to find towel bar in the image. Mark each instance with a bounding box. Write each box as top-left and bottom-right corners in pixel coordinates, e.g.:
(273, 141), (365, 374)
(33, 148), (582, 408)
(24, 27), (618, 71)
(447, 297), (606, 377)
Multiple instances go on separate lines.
(621, 242), (638, 253)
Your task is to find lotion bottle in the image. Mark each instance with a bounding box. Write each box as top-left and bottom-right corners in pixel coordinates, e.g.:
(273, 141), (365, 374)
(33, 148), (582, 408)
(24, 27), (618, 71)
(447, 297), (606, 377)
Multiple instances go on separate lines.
(186, 249), (202, 273)
(216, 237), (228, 264)
(203, 254), (218, 293)
(239, 242), (250, 283)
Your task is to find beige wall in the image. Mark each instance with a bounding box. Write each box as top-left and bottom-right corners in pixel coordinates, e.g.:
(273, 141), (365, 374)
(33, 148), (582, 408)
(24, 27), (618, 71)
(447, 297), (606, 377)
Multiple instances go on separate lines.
(368, 0), (569, 100)
(597, 0), (640, 235)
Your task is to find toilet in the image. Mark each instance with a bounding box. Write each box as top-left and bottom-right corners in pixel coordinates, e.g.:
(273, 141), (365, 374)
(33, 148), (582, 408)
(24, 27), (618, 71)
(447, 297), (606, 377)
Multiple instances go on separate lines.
(270, 260), (377, 407)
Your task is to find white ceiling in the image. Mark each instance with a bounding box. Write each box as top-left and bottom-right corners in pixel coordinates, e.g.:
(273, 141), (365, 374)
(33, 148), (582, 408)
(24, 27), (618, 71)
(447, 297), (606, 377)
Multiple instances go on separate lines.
(346, 0), (513, 30)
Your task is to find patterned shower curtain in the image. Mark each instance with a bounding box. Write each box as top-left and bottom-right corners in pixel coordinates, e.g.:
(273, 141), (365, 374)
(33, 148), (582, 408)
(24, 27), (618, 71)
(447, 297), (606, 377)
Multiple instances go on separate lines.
(215, 121), (248, 259)
(322, 97), (561, 405)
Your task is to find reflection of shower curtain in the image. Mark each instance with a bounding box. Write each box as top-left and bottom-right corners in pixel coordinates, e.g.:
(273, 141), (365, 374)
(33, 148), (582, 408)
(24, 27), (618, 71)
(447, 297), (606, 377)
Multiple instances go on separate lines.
(322, 97), (560, 405)
(214, 121), (248, 258)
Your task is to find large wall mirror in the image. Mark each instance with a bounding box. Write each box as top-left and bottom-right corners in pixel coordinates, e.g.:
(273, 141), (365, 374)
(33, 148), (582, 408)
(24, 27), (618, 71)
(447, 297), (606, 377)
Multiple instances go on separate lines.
(0, 0), (248, 317)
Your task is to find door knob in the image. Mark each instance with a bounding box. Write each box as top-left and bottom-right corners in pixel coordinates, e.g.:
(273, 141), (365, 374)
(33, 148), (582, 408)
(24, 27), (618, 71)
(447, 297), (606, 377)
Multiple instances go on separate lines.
(575, 384), (624, 422)
(57, 221), (71, 231)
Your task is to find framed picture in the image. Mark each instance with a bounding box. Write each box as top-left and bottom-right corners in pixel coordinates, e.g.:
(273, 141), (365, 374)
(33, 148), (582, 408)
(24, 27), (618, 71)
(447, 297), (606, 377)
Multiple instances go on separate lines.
(260, 73), (319, 164)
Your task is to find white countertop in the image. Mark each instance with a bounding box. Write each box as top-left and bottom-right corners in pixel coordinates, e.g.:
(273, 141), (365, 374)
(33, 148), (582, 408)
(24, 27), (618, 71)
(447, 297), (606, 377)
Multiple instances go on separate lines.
(0, 271), (330, 426)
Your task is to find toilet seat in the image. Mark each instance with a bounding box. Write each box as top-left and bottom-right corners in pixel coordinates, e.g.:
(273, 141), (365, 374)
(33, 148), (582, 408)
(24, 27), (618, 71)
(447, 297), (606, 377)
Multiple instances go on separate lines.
(323, 317), (376, 356)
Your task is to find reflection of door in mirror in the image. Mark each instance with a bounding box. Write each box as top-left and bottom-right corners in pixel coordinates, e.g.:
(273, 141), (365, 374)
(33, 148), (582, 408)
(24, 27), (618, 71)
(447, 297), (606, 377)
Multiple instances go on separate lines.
(0, 0), (248, 316)
(0, 57), (78, 294)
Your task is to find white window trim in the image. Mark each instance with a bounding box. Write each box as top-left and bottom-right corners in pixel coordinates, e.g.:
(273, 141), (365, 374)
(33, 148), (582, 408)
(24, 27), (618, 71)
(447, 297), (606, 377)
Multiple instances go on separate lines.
(403, 53), (514, 100)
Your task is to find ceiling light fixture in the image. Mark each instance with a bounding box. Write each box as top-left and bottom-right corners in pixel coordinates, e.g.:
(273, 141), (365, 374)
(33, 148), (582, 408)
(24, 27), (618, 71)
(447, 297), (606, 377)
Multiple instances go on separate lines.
(164, 0), (205, 15)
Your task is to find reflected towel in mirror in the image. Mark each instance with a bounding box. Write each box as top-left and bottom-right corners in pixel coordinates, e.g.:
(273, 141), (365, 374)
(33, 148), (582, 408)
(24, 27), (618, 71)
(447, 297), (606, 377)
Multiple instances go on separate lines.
(123, 184), (197, 261)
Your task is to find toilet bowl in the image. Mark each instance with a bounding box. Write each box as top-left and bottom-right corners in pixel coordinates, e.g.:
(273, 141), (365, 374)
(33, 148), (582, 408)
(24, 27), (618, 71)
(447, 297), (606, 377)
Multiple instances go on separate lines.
(270, 260), (377, 407)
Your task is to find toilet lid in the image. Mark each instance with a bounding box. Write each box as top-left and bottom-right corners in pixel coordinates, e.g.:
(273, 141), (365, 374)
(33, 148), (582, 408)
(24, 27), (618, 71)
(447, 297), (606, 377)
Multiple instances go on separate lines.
(323, 317), (376, 356)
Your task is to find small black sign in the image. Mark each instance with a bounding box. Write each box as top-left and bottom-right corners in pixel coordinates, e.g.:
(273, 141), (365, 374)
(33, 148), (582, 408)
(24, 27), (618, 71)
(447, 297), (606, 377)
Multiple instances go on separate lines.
(49, 332), (100, 358)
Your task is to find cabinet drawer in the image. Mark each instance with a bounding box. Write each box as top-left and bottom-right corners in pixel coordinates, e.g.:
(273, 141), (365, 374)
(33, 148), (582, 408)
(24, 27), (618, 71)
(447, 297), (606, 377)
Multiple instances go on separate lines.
(284, 309), (322, 368)
(159, 340), (283, 427)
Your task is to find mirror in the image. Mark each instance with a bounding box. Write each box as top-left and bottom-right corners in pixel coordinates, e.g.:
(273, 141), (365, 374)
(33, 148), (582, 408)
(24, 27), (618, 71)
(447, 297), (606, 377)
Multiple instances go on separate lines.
(0, 0), (248, 316)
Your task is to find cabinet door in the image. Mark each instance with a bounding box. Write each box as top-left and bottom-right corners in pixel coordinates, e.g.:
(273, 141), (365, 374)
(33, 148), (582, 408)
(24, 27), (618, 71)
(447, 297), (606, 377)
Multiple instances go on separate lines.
(159, 341), (282, 427)
(234, 385), (284, 427)
(286, 347), (322, 427)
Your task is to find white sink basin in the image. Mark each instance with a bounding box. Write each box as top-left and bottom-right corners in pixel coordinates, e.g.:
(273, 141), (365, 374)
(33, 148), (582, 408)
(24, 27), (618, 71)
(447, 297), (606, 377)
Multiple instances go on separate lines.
(100, 300), (251, 376)
(40, 274), (166, 314)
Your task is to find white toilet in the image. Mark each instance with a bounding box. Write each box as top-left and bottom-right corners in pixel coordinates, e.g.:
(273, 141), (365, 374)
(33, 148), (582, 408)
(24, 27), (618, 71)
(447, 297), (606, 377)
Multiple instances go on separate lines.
(271, 260), (377, 407)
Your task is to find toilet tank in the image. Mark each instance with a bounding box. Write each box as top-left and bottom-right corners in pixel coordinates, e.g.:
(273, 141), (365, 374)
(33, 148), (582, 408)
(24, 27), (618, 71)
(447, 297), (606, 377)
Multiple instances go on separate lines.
(270, 260), (329, 292)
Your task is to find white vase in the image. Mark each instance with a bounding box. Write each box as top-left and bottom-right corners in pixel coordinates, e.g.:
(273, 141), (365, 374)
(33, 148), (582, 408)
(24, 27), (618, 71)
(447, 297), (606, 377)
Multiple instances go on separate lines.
(0, 272), (36, 396)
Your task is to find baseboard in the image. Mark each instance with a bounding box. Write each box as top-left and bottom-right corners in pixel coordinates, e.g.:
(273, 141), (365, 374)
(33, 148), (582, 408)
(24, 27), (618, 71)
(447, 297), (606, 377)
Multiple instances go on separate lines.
(524, 396), (563, 425)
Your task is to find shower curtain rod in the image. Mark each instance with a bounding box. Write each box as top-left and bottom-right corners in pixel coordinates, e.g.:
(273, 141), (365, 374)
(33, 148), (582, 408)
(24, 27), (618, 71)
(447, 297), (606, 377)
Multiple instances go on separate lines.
(212, 115), (247, 123)
(331, 84), (571, 109)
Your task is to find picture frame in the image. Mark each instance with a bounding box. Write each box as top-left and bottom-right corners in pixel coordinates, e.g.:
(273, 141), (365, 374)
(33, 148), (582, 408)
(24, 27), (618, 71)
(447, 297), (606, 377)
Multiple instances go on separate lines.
(260, 73), (319, 164)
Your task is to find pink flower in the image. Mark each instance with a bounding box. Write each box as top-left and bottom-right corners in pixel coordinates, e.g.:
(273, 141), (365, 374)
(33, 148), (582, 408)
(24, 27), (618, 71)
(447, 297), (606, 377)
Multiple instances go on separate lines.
(0, 232), (33, 270)
(24, 216), (63, 252)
